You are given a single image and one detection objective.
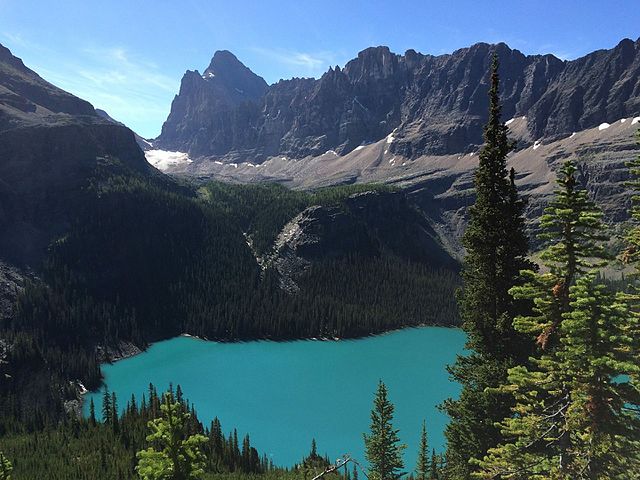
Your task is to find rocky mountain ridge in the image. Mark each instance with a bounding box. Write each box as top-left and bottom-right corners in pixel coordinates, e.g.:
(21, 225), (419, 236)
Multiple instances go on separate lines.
(156, 38), (640, 161)
(0, 43), (153, 266)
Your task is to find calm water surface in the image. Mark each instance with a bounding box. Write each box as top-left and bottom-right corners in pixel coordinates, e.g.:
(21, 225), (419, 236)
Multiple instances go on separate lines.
(84, 327), (465, 467)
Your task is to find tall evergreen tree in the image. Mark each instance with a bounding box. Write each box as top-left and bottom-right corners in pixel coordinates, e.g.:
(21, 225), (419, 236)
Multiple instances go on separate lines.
(89, 398), (97, 426)
(475, 160), (640, 478)
(111, 391), (120, 433)
(136, 392), (207, 480)
(364, 381), (406, 480)
(442, 53), (533, 479)
(102, 388), (112, 424)
(415, 420), (430, 480)
(430, 450), (439, 480)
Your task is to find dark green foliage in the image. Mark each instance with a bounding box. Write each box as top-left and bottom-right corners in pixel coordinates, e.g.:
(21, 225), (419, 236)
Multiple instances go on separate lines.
(473, 158), (640, 478)
(363, 381), (406, 480)
(415, 421), (429, 480)
(442, 54), (533, 479)
(0, 385), (270, 480)
(136, 393), (207, 480)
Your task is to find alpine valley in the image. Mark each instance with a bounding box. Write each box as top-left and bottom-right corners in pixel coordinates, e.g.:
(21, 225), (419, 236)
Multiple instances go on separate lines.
(0, 33), (640, 480)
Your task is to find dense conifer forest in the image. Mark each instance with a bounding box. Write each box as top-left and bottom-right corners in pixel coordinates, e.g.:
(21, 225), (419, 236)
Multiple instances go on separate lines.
(0, 384), (343, 480)
(0, 160), (460, 429)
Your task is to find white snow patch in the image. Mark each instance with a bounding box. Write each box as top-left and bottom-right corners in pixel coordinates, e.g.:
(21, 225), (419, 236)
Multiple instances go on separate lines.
(231, 163), (238, 169)
(141, 138), (153, 147)
(77, 381), (87, 395)
(598, 122), (611, 131)
(389, 157), (397, 165)
(324, 150), (338, 156)
(570, 132), (576, 138)
(505, 118), (515, 126)
(402, 161), (407, 166)
(247, 163), (255, 167)
(214, 160), (223, 165)
(621, 118), (627, 123)
(145, 150), (192, 171)
(203, 72), (215, 79)
(522, 116), (527, 120)
(533, 140), (542, 150)
(468, 152), (474, 157)
(632, 117), (640, 125)
(386, 128), (397, 144)
(354, 145), (366, 151)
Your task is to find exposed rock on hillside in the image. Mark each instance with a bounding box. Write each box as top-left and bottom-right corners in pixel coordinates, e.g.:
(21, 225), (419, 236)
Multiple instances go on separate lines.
(271, 190), (457, 291)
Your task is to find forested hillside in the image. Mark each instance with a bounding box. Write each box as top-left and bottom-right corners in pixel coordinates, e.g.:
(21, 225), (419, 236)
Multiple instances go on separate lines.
(0, 157), (459, 429)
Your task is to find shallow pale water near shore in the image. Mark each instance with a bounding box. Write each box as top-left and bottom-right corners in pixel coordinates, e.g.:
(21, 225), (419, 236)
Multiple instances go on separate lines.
(84, 326), (465, 467)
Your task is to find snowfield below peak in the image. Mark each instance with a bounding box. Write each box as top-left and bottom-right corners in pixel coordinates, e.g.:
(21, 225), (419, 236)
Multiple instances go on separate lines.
(145, 150), (192, 171)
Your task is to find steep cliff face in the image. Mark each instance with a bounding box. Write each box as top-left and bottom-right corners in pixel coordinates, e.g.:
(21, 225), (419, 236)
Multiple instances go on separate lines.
(0, 43), (152, 266)
(156, 38), (640, 161)
(157, 50), (268, 156)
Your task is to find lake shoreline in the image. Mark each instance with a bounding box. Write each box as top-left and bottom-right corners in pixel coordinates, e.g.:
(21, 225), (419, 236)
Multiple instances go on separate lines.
(81, 325), (465, 467)
(77, 322), (462, 413)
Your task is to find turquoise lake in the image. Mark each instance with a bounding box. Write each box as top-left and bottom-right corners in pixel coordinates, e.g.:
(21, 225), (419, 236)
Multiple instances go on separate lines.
(84, 327), (465, 468)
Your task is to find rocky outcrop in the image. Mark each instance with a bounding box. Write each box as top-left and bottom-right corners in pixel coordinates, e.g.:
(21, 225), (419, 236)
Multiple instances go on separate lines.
(271, 190), (457, 291)
(156, 38), (640, 161)
(0, 260), (25, 323)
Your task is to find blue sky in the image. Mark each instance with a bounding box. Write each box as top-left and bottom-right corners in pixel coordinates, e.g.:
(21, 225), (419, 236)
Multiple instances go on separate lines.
(1, 0), (638, 138)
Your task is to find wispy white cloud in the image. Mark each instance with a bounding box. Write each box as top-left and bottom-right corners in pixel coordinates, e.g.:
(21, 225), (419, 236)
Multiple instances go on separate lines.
(250, 47), (341, 78)
(2, 36), (179, 138)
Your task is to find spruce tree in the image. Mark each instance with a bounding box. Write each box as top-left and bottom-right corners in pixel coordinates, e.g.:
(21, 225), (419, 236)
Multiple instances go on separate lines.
(415, 420), (429, 480)
(89, 398), (97, 426)
(475, 160), (640, 478)
(102, 388), (112, 424)
(442, 53), (533, 479)
(364, 381), (406, 480)
(429, 450), (439, 480)
(477, 275), (640, 479)
(136, 392), (207, 480)
(111, 391), (119, 433)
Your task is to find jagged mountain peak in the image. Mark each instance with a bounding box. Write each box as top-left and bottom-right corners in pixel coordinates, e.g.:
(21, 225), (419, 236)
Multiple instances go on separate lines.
(205, 50), (248, 75)
(202, 49), (267, 94)
(156, 38), (640, 160)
